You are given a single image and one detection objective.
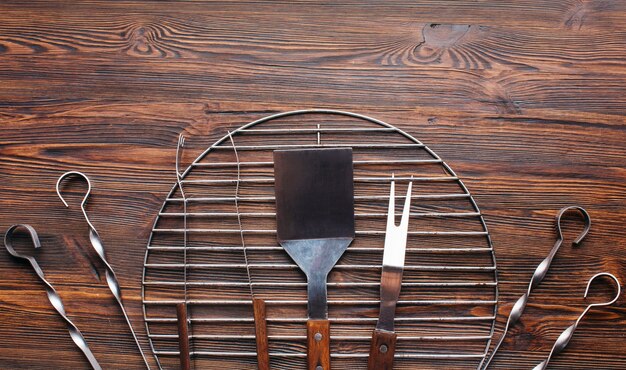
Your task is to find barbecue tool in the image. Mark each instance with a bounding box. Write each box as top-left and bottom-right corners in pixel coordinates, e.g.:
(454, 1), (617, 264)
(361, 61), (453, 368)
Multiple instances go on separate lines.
(144, 110), (499, 367)
(274, 148), (355, 370)
(253, 298), (270, 370)
(368, 175), (412, 370)
(480, 206), (591, 369)
(228, 130), (270, 370)
(533, 272), (620, 370)
(4, 224), (102, 370)
(176, 303), (191, 370)
(56, 171), (151, 369)
(175, 134), (192, 370)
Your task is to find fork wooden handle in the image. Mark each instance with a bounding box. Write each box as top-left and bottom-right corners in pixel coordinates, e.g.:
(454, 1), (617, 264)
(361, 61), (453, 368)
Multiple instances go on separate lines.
(367, 329), (397, 370)
(307, 319), (330, 370)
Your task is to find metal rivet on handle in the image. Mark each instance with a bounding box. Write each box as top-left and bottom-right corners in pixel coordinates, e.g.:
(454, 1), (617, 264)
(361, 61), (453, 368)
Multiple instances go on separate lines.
(314, 332), (323, 342)
(316, 366), (323, 370)
(380, 344), (388, 353)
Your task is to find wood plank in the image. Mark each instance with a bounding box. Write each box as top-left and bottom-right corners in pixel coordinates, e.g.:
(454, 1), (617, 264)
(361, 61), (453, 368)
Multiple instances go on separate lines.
(1, 1), (625, 369)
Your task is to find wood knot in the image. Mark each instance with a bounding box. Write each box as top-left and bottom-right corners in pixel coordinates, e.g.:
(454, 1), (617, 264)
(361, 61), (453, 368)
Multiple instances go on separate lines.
(564, 1), (590, 30)
(422, 24), (473, 47)
(483, 75), (522, 114)
(126, 24), (157, 56)
(564, 0), (610, 30)
(411, 24), (488, 69)
(123, 22), (180, 57)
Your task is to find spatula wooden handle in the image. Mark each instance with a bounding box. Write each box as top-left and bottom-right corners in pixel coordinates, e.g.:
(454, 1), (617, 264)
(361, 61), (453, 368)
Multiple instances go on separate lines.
(307, 319), (330, 370)
(367, 329), (397, 370)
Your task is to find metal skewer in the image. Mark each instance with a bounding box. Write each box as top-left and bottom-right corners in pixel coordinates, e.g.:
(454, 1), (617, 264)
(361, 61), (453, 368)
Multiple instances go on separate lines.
(480, 206), (591, 369)
(533, 272), (621, 370)
(4, 224), (102, 370)
(56, 171), (151, 369)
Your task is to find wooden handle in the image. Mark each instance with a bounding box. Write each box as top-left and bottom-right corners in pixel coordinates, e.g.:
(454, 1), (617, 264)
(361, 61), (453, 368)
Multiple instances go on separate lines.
(367, 329), (397, 370)
(253, 298), (270, 370)
(176, 303), (191, 370)
(307, 319), (330, 370)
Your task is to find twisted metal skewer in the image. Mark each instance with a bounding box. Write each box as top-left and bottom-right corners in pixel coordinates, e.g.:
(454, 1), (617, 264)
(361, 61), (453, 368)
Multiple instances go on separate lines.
(4, 224), (102, 370)
(533, 272), (621, 370)
(57, 171), (151, 369)
(480, 206), (591, 369)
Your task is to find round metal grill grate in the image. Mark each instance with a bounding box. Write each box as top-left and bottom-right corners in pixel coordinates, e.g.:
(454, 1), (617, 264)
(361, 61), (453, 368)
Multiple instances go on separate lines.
(142, 110), (498, 369)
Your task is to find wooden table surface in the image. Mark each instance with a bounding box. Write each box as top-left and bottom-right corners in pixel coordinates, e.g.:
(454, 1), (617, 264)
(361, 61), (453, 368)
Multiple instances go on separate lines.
(1, 1), (625, 369)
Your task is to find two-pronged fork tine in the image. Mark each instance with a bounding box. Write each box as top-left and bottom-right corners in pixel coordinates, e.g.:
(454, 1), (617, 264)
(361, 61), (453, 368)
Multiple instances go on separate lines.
(383, 174), (413, 270)
(368, 174), (413, 370)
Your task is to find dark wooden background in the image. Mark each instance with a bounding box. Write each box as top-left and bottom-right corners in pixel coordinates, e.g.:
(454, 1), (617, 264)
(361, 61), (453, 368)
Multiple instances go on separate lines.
(1, 1), (625, 369)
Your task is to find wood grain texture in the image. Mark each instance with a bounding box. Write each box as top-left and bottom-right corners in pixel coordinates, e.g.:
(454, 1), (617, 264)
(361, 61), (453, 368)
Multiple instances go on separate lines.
(1, 1), (625, 369)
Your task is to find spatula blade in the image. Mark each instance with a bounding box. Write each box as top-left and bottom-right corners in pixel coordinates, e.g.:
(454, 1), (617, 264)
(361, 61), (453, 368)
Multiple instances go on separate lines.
(274, 148), (355, 242)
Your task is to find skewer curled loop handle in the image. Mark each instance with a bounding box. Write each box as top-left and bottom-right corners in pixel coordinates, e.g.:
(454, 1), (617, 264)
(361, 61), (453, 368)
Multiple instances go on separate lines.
(4, 224), (102, 370)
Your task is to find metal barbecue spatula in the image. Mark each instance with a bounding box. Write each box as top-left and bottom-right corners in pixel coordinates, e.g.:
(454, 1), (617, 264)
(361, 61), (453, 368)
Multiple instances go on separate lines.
(274, 148), (355, 370)
(368, 175), (413, 370)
